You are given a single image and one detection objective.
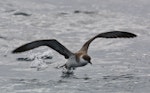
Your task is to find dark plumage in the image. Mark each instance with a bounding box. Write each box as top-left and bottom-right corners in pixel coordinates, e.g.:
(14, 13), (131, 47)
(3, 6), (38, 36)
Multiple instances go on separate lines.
(12, 31), (137, 70)
(12, 39), (73, 59)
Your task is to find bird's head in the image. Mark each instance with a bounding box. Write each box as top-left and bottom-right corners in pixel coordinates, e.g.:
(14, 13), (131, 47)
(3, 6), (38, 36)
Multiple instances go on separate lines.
(82, 55), (92, 64)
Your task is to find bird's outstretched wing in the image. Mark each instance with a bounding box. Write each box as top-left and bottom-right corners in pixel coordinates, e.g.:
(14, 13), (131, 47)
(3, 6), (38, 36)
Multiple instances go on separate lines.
(12, 39), (74, 59)
(79, 31), (137, 53)
(96, 31), (136, 38)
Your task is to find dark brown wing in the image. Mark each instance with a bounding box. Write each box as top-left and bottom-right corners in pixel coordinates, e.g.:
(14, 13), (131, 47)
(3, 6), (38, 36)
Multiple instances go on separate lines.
(97, 31), (136, 38)
(79, 31), (137, 53)
(12, 39), (73, 59)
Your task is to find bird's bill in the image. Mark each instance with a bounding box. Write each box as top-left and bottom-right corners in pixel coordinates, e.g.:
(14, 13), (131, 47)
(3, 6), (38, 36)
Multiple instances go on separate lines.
(89, 61), (92, 64)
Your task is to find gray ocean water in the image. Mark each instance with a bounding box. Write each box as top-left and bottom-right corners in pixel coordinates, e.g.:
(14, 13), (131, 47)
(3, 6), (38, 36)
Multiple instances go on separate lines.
(0, 0), (150, 93)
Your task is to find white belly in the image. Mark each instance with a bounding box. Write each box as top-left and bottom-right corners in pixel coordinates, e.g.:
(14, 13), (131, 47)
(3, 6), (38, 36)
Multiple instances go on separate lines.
(66, 55), (88, 68)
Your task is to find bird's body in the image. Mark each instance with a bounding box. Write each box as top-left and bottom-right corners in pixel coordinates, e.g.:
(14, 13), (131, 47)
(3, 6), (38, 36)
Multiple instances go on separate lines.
(64, 52), (91, 70)
(12, 31), (136, 73)
(65, 55), (86, 69)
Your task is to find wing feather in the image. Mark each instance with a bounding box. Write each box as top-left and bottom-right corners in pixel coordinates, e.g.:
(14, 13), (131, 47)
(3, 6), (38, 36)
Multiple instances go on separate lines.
(79, 31), (137, 53)
(12, 39), (73, 59)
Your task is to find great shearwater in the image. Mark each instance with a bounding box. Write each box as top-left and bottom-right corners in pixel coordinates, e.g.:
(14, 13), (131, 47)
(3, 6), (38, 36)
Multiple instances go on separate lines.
(12, 31), (136, 72)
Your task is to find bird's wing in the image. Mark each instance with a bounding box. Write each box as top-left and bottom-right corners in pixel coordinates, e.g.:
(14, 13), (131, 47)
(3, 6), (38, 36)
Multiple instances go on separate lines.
(95, 31), (136, 38)
(79, 31), (137, 53)
(12, 39), (74, 59)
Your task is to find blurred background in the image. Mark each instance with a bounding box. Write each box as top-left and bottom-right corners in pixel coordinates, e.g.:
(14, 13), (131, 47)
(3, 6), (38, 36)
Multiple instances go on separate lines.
(0, 0), (150, 93)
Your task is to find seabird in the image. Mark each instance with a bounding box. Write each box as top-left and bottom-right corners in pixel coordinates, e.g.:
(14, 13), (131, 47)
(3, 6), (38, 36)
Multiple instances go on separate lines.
(12, 31), (136, 72)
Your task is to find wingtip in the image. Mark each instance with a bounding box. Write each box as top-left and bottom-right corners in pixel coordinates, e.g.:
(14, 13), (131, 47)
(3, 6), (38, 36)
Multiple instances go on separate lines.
(126, 32), (137, 38)
(97, 31), (137, 38)
(11, 49), (15, 53)
(132, 34), (137, 37)
(12, 47), (25, 54)
(12, 49), (19, 54)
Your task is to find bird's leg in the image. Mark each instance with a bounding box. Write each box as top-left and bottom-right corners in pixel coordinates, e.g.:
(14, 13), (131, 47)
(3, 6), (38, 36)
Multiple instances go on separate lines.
(72, 67), (76, 70)
(61, 66), (74, 75)
(56, 64), (75, 76)
(59, 64), (66, 68)
(55, 64), (66, 69)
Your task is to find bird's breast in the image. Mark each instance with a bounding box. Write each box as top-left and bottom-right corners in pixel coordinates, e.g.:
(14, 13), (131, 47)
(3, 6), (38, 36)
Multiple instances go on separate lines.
(66, 55), (88, 68)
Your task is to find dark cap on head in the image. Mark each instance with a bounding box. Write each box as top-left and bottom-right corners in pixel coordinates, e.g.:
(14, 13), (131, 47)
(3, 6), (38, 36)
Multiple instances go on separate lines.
(82, 55), (92, 64)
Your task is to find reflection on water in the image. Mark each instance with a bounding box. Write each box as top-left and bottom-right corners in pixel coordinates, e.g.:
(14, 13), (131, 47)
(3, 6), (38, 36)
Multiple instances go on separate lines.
(103, 74), (134, 81)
